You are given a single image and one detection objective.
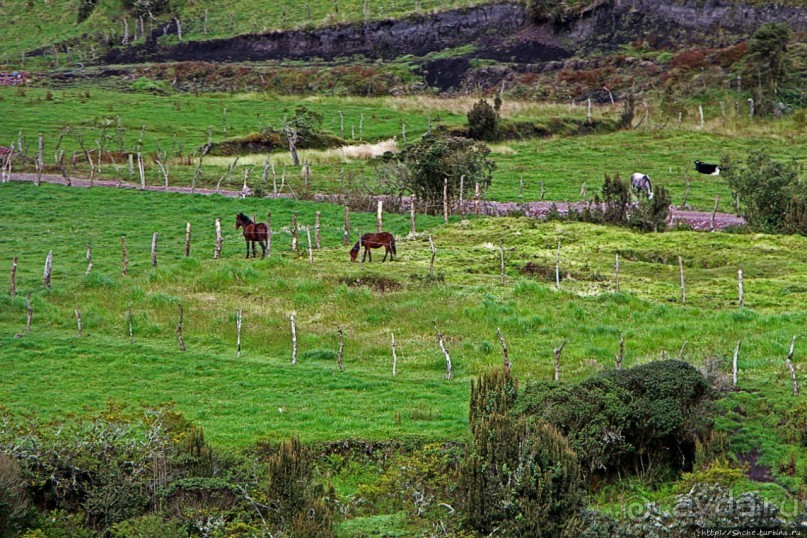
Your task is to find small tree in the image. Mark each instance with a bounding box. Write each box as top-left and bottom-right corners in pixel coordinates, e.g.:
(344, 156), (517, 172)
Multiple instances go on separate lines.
(398, 135), (495, 214)
(632, 185), (671, 232)
(723, 149), (801, 232)
(277, 107), (325, 167)
(745, 23), (792, 116)
(467, 99), (499, 141)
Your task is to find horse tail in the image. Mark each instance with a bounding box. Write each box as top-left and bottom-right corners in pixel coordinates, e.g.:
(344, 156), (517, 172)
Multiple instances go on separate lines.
(259, 223), (269, 241)
(391, 235), (397, 256)
(646, 177), (653, 199)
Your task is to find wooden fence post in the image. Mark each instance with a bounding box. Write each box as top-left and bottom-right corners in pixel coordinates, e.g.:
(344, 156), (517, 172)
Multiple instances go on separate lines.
(344, 206), (350, 246)
(554, 338), (568, 381)
(786, 336), (799, 396)
(616, 334), (624, 369)
(75, 308), (82, 337)
(409, 195), (416, 237)
(615, 253), (620, 292)
(499, 243), (505, 286)
(291, 211), (298, 253)
(121, 236), (128, 275)
(337, 328), (344, 371)
(85, 244), (92, 275)
(710, 194), (720, 232)
(732, 340), (741, 387)
(474, 183), (480, 215)
(678, 339), (688, 360)
(443, 178), (449, 224)
(290, 314), (297, 365)
(738, 269), (744, 307)
(26, 292), (32, 335)
(151, 232), (158, 267)
(236, 309), (242, 358)
(459, 175), (466, 219)
(678, 256), (686, 306)
(35, 133), (43, 186)
(555, 242), (561, 290)
(214, 219), (222, 259)
(357, 226), (363, 270)
(377, 200), (383, 232)
(315, 211), (321, 249)
(185, 223), (192, 257)
(177, 303), (186, 351)
(435, 322), (452, 381)
(10, 257), (17, 297)
(44, 250), (53, 290)
(391, 332), (397, 377)
(306, 227), (314, 263)
(266, 211), (272, 257)
(496, 328), (511, 372)
(429, 235), (437, 278)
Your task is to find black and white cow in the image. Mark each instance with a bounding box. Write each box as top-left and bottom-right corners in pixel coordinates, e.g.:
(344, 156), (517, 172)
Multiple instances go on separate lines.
(694, 160), (720, 176)
(630, 172), (654, 200)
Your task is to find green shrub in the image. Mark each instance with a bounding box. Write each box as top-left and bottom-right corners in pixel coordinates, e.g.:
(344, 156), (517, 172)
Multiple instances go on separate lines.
(0, 452), (28, 532)
(515, 360), (712, 477)
(466, 99), (499, 141)
(110, 515), (188, 538)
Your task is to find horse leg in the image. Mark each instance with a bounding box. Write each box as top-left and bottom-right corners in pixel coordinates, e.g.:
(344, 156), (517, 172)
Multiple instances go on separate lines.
(382, 247), (388, 262)
(245, 240), (250, 258)
(368, 249), (372, 262)
(260, 241), (267, 259)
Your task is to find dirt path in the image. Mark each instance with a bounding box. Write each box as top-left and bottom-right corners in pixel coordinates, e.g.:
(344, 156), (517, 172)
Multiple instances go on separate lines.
(4, 173), (746, 231)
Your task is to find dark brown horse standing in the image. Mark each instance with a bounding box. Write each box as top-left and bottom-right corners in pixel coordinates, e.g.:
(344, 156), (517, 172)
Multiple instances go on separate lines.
(350, 232), (396, 262)
(236, 213), (269, 259)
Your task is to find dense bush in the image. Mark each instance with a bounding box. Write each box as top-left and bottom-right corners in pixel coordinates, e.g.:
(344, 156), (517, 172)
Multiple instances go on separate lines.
(462, 368), (584, 536)
(723, 149), (803, 233)
(0, 452), (28, 533)
(515, 361), (712, 478)
(466, 99), (499, 141)
(577, 174), (671, 232)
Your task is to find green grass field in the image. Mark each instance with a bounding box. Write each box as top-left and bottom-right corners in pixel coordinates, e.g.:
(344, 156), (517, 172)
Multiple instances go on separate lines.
(0, 183), (805, 465)
(3, 87), (805, 212)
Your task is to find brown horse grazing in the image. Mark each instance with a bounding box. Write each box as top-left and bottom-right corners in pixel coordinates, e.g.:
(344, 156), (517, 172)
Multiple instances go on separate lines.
(235, 213), (269, 259)
(350, 232), (396, 262)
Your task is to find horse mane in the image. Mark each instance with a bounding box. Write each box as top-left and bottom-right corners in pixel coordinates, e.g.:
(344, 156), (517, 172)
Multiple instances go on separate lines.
(237, 212), (253, 224)
(350, 240), (361, 253)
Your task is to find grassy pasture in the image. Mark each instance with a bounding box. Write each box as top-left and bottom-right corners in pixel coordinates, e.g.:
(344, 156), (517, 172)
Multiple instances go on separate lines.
(3, 87), (806, 212)
(0, 183), (805, 463)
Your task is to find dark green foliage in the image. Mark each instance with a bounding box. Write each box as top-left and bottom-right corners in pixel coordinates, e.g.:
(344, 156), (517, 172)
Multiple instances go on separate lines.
(462, 367), (583, 536)
(0, 452), (27, 533)
(600, 173), (631, 226)
(631, 185), (672, 232)
(281, 106), (325, 143)
(123, 0), (170, 16)
(466, 99), (499, 141)
(723, 149), (802, 233)
(266, 436), (334, 537)
(160, 477), (242, 517)
(515, 360), (712, 477)
(110, 515), (189, 537)
(745, 23), (791, 116)
(398, 135), (495, 214)
(525, 0), (608, 23)
(77, 0), (97, 22)
(468, 366), (518, 428)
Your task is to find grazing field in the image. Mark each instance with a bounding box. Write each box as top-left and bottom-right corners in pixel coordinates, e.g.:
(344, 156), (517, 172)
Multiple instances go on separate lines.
(0, 182), (805, 460)
(2, 87), (806, 212)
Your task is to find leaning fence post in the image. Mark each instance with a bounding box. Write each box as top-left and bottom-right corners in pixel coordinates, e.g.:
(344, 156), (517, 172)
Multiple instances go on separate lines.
(678, 256), (686, 306)
(290, 314), (297, 365)
(85, 244), (93, 275)
(185, 223), (192, 257)
(554, 338), (567, 381)
(710, 194), (720, 232)
(496, 328), (511, 372)
(428, 235), (437, 278)
(75, 308), (82, 337)
(10, 257), (17, 297)
(236, 308), (242, 358)
(177, 303), (186, 351)
(26, 292), (32, 335)
(214, 219), (222, 259)
(435, 322), (452, 381)
(732, 340), (741, 387)
(337, 328), (344, 371)
(391, 332), (398, 377)
(121, 236), (128, 275)
(786, 336), (799, 396)
(314, 211), (321, 249)
(44, 250), (53, 290)
(151, 232), (158, 267)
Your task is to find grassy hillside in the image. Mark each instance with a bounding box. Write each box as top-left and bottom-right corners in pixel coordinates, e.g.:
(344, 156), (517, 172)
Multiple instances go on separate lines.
(1, 182), (805, 453)
(2, 87), (806, 211)
(0, 0), (488, 58)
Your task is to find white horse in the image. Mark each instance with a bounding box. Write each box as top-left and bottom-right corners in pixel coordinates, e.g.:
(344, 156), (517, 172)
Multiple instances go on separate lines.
(631, 173), (654, 200)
